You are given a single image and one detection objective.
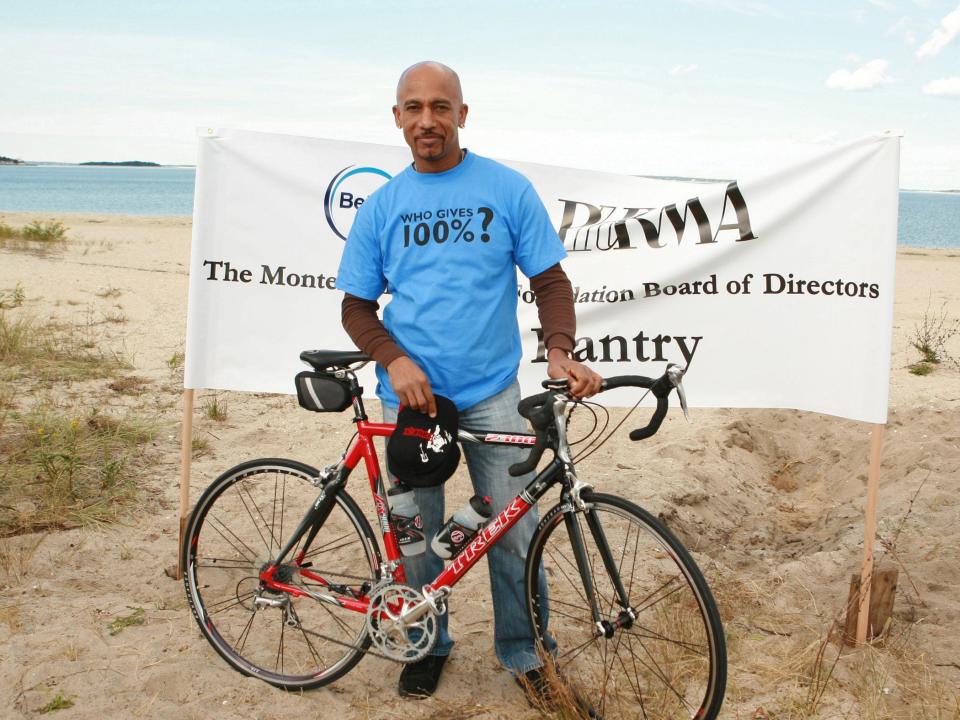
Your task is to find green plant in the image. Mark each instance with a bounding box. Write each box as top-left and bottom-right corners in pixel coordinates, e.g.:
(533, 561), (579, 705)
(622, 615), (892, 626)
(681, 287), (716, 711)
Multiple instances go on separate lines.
(0, 220), (67, 254)
(191, 432), (212, 458)
(910, 299), (959, 375)
(38, 692), (74, 714)
(203, 393), (228, 421)
(107, 606), (145, 635)
(167, 350), (185, 371)
(21, 220), (67, 243)
(0, 282), (25, 309)
(908, 361), (934, 376)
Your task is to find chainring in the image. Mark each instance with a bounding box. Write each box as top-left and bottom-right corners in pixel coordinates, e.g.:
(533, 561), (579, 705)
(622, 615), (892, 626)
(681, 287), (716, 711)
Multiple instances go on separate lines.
(365, 582), (438, 663)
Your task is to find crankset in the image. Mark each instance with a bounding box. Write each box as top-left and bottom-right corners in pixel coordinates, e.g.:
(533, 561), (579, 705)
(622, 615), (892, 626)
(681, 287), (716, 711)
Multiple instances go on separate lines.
(365, 582), (439, 663)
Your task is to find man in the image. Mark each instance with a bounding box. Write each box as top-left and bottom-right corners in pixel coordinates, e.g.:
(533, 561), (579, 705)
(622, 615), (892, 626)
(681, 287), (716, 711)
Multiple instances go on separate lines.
(336, 61), (601, 699)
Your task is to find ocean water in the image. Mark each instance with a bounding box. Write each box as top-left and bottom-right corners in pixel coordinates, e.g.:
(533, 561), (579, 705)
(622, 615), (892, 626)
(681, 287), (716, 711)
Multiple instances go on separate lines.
(1, 165), (958, 248)
(0, 164), (195, 216)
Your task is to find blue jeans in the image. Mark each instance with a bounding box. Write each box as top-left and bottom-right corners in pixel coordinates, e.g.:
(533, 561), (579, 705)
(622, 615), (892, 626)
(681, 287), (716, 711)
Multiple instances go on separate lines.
(383, 380), (550, 674)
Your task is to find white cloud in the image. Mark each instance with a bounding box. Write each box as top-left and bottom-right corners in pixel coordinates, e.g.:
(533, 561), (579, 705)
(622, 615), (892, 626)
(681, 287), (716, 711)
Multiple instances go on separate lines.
(843, 52), (863, 63)
(922, 76), (960, 95)
(670, 64), (699, 76)
(825, 59), (894, 90)
(885, 16), (917, 45)
(916, 4), (960, 57)
(868, 0), (895, 10)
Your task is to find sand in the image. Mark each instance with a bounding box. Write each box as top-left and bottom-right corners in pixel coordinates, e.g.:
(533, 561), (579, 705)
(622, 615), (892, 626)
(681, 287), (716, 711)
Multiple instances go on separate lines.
(1, 211), (958, 719)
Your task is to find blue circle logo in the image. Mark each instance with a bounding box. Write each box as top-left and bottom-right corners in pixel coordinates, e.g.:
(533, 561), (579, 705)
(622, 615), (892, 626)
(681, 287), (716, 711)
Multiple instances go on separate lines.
(323, 165), (392, 240)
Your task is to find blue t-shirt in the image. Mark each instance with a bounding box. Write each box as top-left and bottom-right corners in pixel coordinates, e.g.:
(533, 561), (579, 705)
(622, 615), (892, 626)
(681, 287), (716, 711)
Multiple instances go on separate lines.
(336, 151), (567, 410)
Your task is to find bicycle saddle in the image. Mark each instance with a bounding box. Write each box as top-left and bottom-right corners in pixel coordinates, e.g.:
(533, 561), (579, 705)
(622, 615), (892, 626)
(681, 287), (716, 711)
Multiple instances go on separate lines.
(300, 349), (371, 371)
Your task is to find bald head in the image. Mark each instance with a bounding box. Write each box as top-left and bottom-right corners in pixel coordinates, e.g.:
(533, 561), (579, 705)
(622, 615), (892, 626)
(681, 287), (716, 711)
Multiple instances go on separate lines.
(396, 61), (463, 104)
(392, 61), (469, 173)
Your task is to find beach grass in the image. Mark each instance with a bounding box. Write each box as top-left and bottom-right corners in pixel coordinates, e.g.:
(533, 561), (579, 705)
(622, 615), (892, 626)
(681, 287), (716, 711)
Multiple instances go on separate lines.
(0, 309), (131, 382)
(0, 220), (68, 252)
(0, 291), (157, 537)
(0, 403), (156, 537)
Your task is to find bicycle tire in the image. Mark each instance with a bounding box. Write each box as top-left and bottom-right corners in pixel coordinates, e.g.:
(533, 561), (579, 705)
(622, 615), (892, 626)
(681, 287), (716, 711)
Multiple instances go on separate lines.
(182, 458), (381, 690)
(525, 491), (726, 719)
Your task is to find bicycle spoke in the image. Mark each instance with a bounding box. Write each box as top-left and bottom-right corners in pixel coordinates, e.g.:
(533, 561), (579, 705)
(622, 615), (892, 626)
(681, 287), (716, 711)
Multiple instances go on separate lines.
(548, 595), (595, 614)
(279, 475), (287, 555)
(207, 514), (258, 563)
(237, 482), (276, 555)
(627, 631), (698, 713)
(634, 575), (686, 615)
(548, 605), (596, 625)
(558, 632), (601, 663)
(271, 475), (279, 556)
(542, 541), (591, 609)
(615, 635), (648, 716)
(275, 618), (285, 672)
(318, 600), (358, 638)
(196, 556), (258, 570)
(626, 624), (707, 653)
(236, 609), (257, 654)
(302, 533), (363, 559)
(297, 619), (325, 667)
(206, 590), (257, 615)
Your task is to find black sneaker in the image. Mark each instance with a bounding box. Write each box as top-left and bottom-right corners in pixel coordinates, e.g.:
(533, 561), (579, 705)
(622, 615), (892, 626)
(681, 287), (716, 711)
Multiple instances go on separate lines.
(516, 666), (601, 718)
(398, 654), (448, 698)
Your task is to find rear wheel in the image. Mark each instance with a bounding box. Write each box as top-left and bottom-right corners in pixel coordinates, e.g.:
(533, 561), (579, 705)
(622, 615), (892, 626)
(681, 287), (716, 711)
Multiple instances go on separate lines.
(182, 458), (380, 689)
(525, 491), (726, 719)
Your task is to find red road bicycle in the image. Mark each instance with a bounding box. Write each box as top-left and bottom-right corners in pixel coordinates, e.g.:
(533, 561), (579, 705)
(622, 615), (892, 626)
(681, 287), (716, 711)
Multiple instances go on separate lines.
(182, 350), (726, 719)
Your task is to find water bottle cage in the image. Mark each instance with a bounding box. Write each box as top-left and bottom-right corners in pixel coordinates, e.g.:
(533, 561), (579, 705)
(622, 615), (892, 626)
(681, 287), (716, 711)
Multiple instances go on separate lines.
(391, 512), (424, 545)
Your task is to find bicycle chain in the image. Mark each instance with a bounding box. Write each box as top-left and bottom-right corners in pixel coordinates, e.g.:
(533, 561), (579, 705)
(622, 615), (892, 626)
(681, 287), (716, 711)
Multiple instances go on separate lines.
(295, 623), (404, 664)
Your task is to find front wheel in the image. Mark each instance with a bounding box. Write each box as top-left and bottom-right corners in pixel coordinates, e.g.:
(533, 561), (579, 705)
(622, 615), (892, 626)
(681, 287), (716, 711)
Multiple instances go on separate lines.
(182, 458), (381, 690)
(525, 491), (726, 719)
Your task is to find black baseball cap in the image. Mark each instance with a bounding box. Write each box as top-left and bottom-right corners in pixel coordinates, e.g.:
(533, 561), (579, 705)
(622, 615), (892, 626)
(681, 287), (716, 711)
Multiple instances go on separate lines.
(387, 395), (461, 488)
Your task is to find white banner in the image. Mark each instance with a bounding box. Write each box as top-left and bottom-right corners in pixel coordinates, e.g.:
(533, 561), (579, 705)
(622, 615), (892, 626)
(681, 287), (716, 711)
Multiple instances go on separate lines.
(185, 128), (898, 423)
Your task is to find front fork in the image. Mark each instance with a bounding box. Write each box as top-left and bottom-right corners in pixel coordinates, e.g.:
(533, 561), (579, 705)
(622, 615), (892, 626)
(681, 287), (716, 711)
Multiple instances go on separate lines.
(564, 499), (636, 637)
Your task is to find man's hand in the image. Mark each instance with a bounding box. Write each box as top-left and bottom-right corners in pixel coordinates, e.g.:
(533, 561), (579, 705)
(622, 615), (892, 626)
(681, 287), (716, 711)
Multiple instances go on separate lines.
(547, 348), (603, 399)
(387, 356), (437, 417)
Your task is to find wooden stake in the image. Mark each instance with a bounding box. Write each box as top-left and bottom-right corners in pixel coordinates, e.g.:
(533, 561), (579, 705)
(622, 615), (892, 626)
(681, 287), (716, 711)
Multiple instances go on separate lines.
(856, 423), (885, 643)
(175, 388), (195, 581)
(844, 567), (898, 645)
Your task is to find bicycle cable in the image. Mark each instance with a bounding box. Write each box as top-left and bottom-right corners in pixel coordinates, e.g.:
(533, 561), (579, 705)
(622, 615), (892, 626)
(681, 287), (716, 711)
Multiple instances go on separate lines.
(571, 388), (651, 464)
(565, 402), (599, 447)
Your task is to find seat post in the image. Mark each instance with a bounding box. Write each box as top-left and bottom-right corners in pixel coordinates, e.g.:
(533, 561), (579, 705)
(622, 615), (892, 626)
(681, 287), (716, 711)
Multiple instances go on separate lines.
(347, 372), (367, 422)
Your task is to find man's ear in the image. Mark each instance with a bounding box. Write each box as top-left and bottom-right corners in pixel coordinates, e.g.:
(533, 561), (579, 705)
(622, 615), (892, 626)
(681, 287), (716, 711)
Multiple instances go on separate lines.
(458, 103), (469, 128)
(392, 105), (401, 128)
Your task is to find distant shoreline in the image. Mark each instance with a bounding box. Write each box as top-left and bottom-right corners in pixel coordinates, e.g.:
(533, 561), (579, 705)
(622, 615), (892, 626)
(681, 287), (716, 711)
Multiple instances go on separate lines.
(0, 161), (196, 168)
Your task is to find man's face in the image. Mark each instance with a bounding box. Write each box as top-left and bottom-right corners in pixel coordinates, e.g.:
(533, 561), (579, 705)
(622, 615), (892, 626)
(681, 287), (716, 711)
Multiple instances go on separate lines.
(393, 65), (468, 173)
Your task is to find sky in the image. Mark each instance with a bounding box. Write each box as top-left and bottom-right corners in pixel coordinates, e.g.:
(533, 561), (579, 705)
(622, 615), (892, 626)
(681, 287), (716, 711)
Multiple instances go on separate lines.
(1, 0), (958, 189)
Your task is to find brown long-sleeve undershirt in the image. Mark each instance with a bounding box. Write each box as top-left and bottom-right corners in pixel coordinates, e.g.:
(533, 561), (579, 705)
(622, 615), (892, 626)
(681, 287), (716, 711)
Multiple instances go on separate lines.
(341, 263), (576, 368)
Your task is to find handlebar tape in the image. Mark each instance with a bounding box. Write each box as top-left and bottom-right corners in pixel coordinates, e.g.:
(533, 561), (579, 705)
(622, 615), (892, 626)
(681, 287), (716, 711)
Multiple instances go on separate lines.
(508, 373), (678, 476)
(627, 375), (674, 440)
(509, 391), (552, 477)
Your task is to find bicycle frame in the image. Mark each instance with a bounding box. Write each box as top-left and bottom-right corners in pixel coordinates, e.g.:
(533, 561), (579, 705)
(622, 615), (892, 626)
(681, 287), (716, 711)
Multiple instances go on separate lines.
(256, 382), (572, 617)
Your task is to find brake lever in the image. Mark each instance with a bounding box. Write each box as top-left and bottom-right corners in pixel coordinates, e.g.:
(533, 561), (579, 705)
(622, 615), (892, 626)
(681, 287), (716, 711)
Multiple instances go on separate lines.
(666, 363), (691, 423)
